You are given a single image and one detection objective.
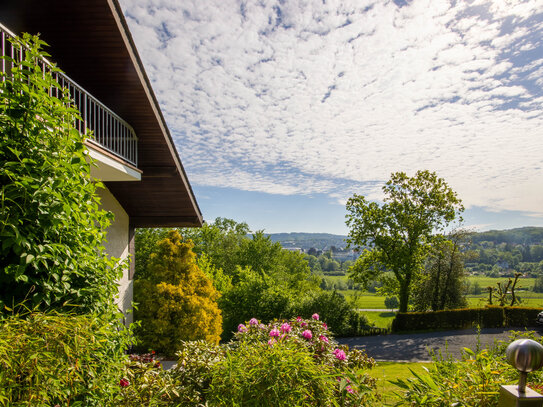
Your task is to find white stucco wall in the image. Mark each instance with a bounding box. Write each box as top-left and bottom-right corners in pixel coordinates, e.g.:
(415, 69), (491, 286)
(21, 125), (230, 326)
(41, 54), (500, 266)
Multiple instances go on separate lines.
(96, 186), (133, 325)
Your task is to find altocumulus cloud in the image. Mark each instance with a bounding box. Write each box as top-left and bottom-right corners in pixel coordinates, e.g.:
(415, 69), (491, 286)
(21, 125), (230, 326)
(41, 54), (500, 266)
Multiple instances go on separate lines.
(120, 0), (543, 215)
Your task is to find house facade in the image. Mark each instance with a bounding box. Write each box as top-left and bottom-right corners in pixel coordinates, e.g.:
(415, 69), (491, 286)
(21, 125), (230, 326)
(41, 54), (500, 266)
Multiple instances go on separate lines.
(1, 0), (203, 324)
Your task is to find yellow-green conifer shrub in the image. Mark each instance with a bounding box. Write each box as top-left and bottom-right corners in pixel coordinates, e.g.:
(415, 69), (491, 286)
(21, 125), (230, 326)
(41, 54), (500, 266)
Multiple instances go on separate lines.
(134, 230), (222, 355)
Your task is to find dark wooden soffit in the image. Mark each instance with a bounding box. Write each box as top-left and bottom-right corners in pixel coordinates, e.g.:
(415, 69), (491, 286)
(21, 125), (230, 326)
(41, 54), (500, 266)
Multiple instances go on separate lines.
(1, 0), (203, 228)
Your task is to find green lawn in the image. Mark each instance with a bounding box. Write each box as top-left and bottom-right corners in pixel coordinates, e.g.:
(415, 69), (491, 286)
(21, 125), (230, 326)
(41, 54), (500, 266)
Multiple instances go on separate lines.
(363, 311), (395, 329)
(373, 362), (429, 404)
(466, 275), (535, 290)
(325, 276), (543, 310)
(345, 292), (387, 309)
(466, 294), (543, 308)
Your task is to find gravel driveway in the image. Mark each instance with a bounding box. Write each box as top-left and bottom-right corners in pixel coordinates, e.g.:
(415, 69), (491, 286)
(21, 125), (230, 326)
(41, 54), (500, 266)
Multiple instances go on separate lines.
(338, 327), (542, 362)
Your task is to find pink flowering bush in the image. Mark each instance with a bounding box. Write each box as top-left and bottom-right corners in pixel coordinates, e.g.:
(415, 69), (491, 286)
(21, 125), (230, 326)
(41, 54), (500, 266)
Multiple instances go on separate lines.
(302, 329), (313, 340)
(226, 316), (378, 405)
(114, 317), (378, 406)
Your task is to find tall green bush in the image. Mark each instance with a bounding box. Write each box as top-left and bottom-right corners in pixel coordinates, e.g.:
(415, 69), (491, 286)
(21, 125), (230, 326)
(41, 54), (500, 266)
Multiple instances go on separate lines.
(0, 34), (120, 314)
(0, 312), (130, 406)
(134, 230), (222, 355)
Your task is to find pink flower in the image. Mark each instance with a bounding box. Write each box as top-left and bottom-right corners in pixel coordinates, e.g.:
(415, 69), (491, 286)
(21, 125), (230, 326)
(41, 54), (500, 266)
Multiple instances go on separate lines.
(238, 324), (247, 333)
(281, 323), (291, 333)
(319, 335), (329, 343)
(249, 318), (259, 325)
(268, 338), (277, 346)
(302, 330), (312, 340)
(322, 323), (328, 330)
(301, 322), (307, 327)
(270, 328), (281, 337)
(346, 385), (354, 394)
(120, 378), (130, 387)
(259, 323), (267, 329)
(334, 349), (346, 361)
(296, 316), (302, 322)
(312, 313), (319, 320)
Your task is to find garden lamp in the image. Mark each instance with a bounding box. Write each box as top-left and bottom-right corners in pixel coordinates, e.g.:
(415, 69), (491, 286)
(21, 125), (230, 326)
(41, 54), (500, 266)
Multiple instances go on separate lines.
(498, 339), (543, 407)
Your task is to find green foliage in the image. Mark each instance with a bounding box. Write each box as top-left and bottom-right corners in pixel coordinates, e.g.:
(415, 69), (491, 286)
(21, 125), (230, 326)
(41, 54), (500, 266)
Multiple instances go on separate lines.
(486, 272), (523, 306)
(534, 274), (543, 293)
(134, 230), (222, 356)
(504, 306), (543, 327)
(0, 311), (130, 406)
(297, 290), (371, 337)
(119, 353), (180, 406)
(134, 228), (168, 280)
(171, 340), (227, 405)
(208, 340), (336, 406)
(346, 170), (464, 312)
(208, 316), (378, 406)
(197, 253), (232, 293)
(0, 33), (120, 314)
(392, 306), (543, 332)
(392, 331), (543, 406)
(117, 317), (379, 406)
(136, 219), (367, 340)
(384, 296), (399, 311)
(411, 231), (469, 312)
(219, 265), (295, 337)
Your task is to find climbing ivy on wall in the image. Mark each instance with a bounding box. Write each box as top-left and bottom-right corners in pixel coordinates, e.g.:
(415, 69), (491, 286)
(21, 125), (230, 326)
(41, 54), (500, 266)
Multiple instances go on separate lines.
(0, 33), (121, 314)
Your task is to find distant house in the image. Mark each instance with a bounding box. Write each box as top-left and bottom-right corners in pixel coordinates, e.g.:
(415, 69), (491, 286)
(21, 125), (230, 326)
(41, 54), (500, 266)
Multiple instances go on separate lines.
(1, 0), (203, 324)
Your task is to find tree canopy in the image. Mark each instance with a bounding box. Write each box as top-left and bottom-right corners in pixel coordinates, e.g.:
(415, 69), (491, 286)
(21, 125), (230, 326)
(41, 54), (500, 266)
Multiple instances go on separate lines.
(345, 170), (464, 312)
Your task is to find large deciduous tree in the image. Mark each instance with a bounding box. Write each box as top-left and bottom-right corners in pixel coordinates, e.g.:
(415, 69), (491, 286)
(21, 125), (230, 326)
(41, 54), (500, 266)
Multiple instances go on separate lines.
(345, 170), (464, 312)
(411, 230), (470, 312)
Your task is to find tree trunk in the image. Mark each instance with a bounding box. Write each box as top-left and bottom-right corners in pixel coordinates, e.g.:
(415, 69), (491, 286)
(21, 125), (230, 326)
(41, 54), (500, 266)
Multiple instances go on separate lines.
(431, 253), (442, 311)
(399, 280), (410, 313)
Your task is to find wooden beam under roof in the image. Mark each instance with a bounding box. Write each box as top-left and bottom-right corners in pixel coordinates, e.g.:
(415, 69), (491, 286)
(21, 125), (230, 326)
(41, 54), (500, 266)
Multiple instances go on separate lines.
(0, 0), (203, 228)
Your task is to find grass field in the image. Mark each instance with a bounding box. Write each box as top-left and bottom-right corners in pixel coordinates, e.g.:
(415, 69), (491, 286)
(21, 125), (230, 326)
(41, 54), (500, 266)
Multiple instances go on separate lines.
(466, 275), (536, 290)
(373, 362), (429, 404)
(364, 311), (395, 329)
(326, 275), (543, 310)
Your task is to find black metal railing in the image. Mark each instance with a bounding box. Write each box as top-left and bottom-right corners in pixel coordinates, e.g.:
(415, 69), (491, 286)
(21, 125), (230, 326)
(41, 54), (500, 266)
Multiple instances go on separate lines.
(1, 23), (138, 167)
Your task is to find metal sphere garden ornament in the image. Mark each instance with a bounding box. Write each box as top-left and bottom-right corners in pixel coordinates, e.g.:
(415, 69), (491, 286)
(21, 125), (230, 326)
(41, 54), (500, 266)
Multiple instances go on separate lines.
(506, 339), (543, 393)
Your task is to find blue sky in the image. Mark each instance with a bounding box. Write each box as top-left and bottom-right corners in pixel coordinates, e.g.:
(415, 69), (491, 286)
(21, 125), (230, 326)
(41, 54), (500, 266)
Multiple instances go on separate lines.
(119, 0), (543, 235)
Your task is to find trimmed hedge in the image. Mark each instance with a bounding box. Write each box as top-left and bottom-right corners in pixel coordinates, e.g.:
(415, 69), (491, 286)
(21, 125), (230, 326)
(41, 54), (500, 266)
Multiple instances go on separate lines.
(505, 307), (543, 328)
(391, 306), (543, 332)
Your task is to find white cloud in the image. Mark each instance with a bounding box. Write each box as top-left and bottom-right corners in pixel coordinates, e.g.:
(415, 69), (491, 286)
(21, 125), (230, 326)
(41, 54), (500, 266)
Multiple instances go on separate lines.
(120, 0), (543, 217)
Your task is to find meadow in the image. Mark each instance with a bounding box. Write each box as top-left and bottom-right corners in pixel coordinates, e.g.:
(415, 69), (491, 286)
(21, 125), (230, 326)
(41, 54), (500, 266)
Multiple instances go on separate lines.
(322, 275), (543, 329)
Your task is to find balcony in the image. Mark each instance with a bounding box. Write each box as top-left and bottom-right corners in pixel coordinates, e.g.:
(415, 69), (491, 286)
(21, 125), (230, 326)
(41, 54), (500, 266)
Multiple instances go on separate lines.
(0, 23), (138, 169)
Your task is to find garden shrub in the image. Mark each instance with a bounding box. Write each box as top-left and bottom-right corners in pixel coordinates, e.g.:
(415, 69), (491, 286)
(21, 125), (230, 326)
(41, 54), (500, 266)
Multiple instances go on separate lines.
(141, 316), (379, 406)
(295, 290), (371, 337)
(208, 340), (336, 406)
(391, 307), (509, 332)
(0, 311), (130, 406)
(504, 307), (543, 328)
(478, 305), (505, 328)
(210, 316), (379, 406)
(134, 230), (222, 356)
(392, 308), (476, 332)
(218, 266), (295, 339)
(0, 33), (121, 314)
(170, 340), (227, 405)
(119, 353), (180, 406)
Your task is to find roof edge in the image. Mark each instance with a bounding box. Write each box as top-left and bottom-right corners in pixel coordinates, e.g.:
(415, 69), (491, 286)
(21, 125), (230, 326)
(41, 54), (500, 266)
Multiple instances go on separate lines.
(108, 0), (203, 226)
